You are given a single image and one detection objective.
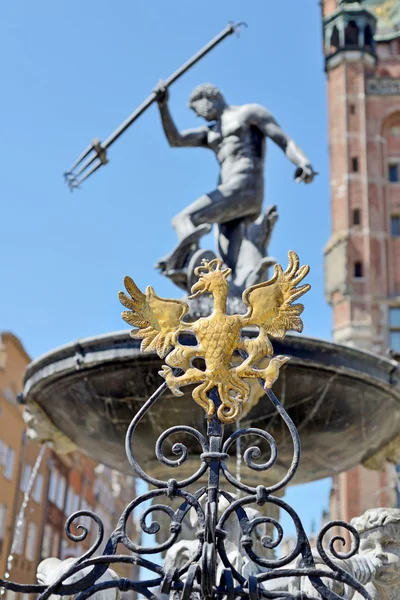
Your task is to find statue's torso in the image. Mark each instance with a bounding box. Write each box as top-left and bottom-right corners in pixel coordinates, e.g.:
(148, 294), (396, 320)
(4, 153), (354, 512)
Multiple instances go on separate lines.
(207, 106), (265, 184)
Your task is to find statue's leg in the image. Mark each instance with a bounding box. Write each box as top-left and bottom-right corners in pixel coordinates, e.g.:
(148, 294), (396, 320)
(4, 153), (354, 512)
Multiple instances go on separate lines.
(187, 186), (261, 227)
(228, 205), (279, 290)
(183, 185), (261, 273)
(217, 218), (243, 271)
(171, 195), (214, 240)
(155, 222), (212, 274)
(208, 183), (263, 284)
(157, 184), (261, 274)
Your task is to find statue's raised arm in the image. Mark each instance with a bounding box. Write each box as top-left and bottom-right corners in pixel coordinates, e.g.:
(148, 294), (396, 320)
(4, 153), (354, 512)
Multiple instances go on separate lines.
(155, 81), (210, 148)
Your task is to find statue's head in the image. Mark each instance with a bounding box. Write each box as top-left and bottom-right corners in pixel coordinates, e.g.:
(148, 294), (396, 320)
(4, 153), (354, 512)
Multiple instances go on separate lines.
(351, 507), (400, 589)
(37, 557), (62, 584)
(188, 83), (225, 121)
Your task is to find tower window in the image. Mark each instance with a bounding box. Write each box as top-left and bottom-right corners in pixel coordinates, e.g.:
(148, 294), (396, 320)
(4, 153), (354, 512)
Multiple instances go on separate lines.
(389, 307), (400, 352)
(350, 104), (356, 115)
(345, 21), (359, 47)
(354, 261), (363, 278)
(330, 26), (340, 52)
(391, 215), (400, 237)
(353, 208), (361, 225)
(364, 25), (374, 49)
(351, 157), (359, 172)
(389, 163), (399, 182)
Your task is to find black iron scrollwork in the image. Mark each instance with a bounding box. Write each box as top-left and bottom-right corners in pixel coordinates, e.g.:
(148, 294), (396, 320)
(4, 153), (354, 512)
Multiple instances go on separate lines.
(0, 380), (372, 600)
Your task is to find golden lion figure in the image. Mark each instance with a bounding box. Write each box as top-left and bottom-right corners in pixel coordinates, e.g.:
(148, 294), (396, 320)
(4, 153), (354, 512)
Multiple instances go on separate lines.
(118, 251), (310, 424)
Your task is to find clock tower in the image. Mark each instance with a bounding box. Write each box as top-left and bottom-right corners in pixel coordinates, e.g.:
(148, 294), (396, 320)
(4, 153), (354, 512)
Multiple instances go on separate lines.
(322, 0), (400, 522)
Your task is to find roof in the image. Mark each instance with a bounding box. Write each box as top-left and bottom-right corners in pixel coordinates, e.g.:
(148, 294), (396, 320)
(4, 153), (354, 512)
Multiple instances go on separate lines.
(0, 331), (31, 364)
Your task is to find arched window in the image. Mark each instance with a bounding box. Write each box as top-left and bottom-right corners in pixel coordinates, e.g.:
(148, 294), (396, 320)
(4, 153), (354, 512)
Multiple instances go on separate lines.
(364, 25), (374, 49)
(330, 26), (340, 53)
(345, 21), (359, 47)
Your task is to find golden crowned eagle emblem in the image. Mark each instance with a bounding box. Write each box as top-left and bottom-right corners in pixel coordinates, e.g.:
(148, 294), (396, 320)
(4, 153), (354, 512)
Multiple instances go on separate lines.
(119, 251), (310, 423)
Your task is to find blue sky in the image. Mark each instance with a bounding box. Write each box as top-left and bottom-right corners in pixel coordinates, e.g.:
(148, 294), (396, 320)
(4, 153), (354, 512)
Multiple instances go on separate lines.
(1, 2), (331, 538)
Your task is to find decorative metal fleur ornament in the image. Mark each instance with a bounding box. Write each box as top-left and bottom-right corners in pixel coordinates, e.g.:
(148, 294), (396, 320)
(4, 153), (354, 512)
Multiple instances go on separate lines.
(119, 251), (310, 423)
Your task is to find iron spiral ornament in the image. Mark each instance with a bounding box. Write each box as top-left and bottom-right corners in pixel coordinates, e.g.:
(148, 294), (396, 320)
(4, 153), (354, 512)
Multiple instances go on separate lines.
(0, 381), (372, 600)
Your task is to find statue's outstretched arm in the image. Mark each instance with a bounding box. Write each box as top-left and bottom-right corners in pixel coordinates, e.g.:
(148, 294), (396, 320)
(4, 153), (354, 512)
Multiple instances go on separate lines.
(247, 104), (315, 183)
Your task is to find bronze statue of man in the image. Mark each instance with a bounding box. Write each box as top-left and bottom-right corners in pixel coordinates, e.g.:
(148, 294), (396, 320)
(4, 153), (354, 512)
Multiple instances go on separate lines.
(154, 82), (315, 291)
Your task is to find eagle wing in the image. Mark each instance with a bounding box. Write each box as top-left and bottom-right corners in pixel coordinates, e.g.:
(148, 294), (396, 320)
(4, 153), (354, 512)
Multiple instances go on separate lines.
(242, 251), (310, 339)
(118, 276), (189, 358)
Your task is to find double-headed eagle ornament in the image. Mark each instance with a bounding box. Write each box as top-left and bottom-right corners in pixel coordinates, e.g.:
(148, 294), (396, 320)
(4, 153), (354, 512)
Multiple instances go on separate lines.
(119, 251), (310, 424)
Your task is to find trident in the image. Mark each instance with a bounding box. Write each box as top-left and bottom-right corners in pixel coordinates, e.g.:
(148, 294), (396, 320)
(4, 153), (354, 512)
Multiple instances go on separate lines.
(64, 22), (245, 190)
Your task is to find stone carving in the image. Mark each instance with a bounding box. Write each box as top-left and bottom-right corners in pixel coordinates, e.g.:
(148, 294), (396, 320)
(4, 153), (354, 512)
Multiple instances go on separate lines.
(154, 82), (315, 293)
(164, 505), (400, 598)
(349, 507), (400, 599)
(37, 557), (121, 600)
(119, 251), (310, 423)
(284, 507), (400, 598)
(23, 401), (76, 455)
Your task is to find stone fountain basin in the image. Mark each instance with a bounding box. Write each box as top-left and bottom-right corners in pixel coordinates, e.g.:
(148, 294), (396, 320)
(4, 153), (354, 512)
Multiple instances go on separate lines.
(23, 331), (400, 485)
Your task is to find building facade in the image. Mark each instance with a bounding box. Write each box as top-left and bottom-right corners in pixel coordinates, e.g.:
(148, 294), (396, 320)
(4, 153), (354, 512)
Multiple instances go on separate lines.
(322, 0), (400, 522)
(0, 332), (51, 588)
(0, 332), (137, 594)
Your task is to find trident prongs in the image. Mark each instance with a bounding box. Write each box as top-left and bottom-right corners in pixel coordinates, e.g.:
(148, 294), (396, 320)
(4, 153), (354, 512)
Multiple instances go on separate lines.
(63, 22), (246, 190)
(64, 138), (108, 190)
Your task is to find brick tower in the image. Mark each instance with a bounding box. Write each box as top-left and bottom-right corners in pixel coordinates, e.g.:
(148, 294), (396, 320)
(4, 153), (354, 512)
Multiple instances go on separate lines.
(322, 0), (400, 522)
(324, 0), (400, 353)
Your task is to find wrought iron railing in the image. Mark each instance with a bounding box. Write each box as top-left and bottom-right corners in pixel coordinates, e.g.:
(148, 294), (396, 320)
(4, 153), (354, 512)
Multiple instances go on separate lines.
(1, 254), (372, 599)
(0, 380), (371, 599)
